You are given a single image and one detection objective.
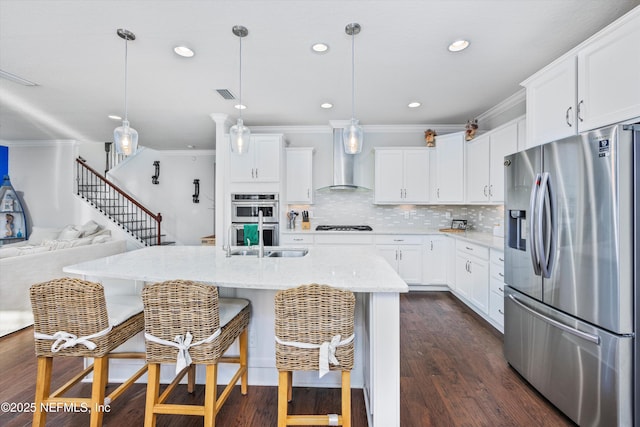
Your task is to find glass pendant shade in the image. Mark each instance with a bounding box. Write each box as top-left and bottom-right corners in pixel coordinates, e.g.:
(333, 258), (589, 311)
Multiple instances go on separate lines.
(229, 118), (251, 154)
(343, 118), (363, 154)
(114, 120), (138, 155)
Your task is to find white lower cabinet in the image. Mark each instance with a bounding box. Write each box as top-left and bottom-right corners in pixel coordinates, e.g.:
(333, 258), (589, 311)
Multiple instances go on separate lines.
(375, 235), (422, 284)
(489, 248), (505, 330)
(455, 241), (489, 314)
(280, 233), (314, 247)
(314, 234), (374, 245)
(422, 235), (449, 285)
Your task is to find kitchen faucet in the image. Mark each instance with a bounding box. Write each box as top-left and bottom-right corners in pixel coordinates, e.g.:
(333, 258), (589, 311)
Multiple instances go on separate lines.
(225, 224), (234, 257)
(257, 210), (265, 258)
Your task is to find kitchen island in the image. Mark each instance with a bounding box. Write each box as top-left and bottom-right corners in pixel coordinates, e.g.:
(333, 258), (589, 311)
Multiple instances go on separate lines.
(63, 245), (408, 427)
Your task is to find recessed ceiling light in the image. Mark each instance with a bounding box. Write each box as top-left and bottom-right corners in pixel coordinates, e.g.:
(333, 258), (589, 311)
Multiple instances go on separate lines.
(408, 102), (421, 108)
(174, 45), (195, 58)
(108, 114), (122, 121)
(312, 43), (329, 53)
(448, 39), (470, 52)
(320, 102), (333, 109)
(234, 104), (247, 110)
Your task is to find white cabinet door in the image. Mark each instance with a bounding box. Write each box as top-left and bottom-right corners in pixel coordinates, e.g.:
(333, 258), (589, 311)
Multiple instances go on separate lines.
(468, 257), (489, 314)
(488, 122), (518, 203)
(433, 132), (465, 203)
(230, 135), (281, 183)
(403, 150), (430, 203)
(286, 148), (313, 203)
(374, 148), (429, 204)
(374, 150), (404, 203)
(524, 56), (577, 148)
(397, 245), (422, 284)
(423, 236), (449, 285)
(455, 253), (473, 300)
(577, 9), (640, 132)
(465, 134), (490, 203)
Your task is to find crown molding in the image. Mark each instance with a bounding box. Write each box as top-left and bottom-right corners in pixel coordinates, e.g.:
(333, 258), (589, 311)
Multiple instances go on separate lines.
(476, 89), (526, 125)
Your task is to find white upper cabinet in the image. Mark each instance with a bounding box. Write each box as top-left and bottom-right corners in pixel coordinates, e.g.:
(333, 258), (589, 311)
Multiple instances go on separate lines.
(524, 56), (578, 147)
(524, 7), (640, 147)
(488, 122), (518, 203)
(286, 148), (314, 204)
(374, 148), (430, 204)
(577, 9), (640, 132)
(229, 134), (282, 183)
(465, 134), (491, 203)
(431, 132), (465, 203)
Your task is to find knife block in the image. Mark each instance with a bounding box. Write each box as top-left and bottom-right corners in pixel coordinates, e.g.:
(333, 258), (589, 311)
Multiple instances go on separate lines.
(301, 220), (310, 230)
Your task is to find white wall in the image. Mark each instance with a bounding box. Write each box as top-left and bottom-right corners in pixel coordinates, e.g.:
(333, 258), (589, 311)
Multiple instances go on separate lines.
(7, 141), (79, 230)
(107, 147), (215, 245)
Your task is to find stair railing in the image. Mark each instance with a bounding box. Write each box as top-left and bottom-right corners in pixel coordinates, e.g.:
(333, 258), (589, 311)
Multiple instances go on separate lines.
(76, 158), (163, 246)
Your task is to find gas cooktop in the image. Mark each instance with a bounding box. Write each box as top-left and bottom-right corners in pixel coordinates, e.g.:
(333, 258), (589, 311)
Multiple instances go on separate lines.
(315, 225), (373, 231)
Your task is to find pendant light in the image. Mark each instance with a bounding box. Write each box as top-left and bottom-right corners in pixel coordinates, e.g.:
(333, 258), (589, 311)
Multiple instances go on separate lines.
(229, 25), (251, 155)
(343, 23), (363, 154)
(113, 28), (138, 156)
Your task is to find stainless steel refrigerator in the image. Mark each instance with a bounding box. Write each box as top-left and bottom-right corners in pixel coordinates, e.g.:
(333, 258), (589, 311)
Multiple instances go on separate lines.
(503, 123), (638, 427)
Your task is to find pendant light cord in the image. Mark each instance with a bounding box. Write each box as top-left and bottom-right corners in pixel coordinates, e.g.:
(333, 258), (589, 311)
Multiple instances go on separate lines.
(350, 31), (355, 120)
(124, 36), (129, 121)
(238, 34), (243, 120)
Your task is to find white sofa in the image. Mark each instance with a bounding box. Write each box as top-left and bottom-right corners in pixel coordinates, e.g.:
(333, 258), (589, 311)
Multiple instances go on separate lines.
(0, 222), (127, 336)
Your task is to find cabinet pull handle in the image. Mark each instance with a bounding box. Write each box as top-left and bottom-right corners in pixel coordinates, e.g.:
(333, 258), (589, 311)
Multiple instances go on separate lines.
(294, 238), (303, 241)
(468, 262), (472, 273)
(395, 250), (398, 261)
(498, 287), (504, 293)
(307, 189), (310, 198)
(498, 272), (504, 277)
(393, 239), (404, 242)
(466, 246), (473, 251)
(430, 241), (434, 251)
(465, 260), (470, 272)
(399, 250), (403, 261)
(483, 185), (488, 197)
(489, 185), (493, 197)
(498, 257), (504, 262)
(255, 168), (258, 179)
(400, 189), (403, 198)
(437, 188), (440, 199)
(577, 100), (584, 122)
(565, 106), (573, 127)
(498, 309), (504, 315)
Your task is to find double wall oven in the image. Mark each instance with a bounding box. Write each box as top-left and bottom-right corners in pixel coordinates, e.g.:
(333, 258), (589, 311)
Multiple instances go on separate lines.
(231, 193), (279, 246)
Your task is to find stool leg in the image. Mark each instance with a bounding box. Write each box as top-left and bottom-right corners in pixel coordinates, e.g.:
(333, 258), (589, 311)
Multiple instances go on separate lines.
(187, 364), (196, 394)
(90, 356), (108, 427)
(203, 364), (218, 427)
(287, 371), (292, 402)
(277, 371), (289, 427)
(144, 364), (161, 427)
(341, 371), (351, 427)
(33, 357), (52, 427)
(239, 328), (248, 395)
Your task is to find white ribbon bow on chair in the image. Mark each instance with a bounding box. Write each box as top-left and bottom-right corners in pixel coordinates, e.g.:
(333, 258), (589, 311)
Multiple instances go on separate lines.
(34, 326), (113, 353)
(145, 329), (221, 374)
(275, 333), (355, 378)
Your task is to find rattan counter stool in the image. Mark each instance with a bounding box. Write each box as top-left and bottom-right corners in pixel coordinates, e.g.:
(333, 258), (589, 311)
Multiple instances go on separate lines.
(141, 279), (250, 427)
(29, 277), (148, 427)
(274, 284), (355, 427)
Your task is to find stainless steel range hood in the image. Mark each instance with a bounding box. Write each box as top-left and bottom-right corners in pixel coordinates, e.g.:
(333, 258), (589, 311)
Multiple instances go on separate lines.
(320, 128), (369, 191)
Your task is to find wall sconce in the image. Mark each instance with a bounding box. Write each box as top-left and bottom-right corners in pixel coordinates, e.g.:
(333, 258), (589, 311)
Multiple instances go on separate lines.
(193, 179), (200, 203)
(152, 161), (160, 184)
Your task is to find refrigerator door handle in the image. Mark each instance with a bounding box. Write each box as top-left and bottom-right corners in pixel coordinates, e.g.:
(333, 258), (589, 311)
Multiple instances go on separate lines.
(529, 174), (542, 275)
(537, 172), (557, 278)
(508, 294), (601, 345)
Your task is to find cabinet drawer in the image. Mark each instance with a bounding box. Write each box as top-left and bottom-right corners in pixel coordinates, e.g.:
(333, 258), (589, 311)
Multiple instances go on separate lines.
(489, 290), (504, 325)
(490, 276), (505, 296)
(314, 234), (374, 245)
(456, 240), (489, 260)
(490, 249), (505, 267)
(374, 235), (422, 245)
(280, 234), (314, 245)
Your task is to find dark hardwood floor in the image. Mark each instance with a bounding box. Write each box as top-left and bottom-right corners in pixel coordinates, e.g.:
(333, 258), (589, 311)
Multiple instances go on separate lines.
(0, 292), (574, 426)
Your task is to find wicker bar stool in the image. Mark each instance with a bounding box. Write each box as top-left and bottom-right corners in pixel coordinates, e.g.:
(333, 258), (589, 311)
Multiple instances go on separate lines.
(29, 277), (148, 427)
(274, 284), (355, 427)
(141, 279), (250, 427)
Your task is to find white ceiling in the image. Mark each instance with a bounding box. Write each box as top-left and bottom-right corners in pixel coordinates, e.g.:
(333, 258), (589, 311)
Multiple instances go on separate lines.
(1, 0), (638, 150)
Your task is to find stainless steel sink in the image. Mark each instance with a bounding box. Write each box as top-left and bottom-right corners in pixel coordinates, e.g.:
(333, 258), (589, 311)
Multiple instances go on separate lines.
(266, 249), (308, 258)
(229, 248), (308, 257)
(229, 248), (260, 256)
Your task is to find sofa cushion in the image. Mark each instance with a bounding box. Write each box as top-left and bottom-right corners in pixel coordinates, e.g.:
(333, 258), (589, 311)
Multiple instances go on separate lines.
(28, 227), (62, 245)
(57, 225), (81, 240)
(16, 245), (51, 256)
(78, 220), (101, 237)
(0, 247), (20, 259)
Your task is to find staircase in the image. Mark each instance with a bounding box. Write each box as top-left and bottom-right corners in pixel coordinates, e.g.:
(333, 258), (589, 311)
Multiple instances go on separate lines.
(75, 158), (173, 246)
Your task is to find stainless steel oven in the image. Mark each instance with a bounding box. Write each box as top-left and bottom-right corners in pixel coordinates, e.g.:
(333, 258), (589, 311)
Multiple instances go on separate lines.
(231, 193), (279, 223)
(231, 193), (279, 246)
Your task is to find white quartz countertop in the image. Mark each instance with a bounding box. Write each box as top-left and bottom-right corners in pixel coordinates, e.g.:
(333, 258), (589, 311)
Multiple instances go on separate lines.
(281, 227), (505, 250)
(63, 245), (409, 293)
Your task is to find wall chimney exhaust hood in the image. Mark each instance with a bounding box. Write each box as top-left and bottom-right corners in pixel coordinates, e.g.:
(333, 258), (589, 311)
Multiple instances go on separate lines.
(318, 126), (369, 191)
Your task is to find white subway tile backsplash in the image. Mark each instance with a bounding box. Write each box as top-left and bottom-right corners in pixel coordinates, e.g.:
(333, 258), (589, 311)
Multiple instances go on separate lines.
(288, 191), (504, 233)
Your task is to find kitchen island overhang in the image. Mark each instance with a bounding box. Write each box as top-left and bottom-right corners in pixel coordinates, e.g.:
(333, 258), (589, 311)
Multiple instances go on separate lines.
(63, 245), (408, 427)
